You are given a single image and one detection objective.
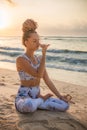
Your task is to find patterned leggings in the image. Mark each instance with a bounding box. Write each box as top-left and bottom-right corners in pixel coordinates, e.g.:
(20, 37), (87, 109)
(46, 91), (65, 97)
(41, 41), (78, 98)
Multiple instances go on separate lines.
(15, 86), (69, 113)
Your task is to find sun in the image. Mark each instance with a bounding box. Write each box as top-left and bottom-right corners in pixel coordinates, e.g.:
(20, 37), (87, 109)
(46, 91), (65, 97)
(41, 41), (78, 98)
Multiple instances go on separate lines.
(0, 8), (10, 29)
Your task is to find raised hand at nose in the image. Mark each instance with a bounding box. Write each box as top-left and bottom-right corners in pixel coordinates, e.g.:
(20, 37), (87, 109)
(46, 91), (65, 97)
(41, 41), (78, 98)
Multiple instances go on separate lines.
(39, 44), (50, 55)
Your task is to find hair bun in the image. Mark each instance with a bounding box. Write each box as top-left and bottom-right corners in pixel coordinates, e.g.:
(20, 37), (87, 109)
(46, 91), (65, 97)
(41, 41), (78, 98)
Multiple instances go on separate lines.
(22, 19), (37, 33)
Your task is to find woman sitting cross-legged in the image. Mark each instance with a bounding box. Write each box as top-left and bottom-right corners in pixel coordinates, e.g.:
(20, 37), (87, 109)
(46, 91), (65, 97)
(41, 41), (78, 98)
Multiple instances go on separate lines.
(15, 19), (73, 113)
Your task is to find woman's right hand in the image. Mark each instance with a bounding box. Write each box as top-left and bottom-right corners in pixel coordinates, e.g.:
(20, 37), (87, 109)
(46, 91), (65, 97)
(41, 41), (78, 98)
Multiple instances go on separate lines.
(38, 93), (53, 101)
(42, 93), (53, 101)
(40, 44), (50, 55)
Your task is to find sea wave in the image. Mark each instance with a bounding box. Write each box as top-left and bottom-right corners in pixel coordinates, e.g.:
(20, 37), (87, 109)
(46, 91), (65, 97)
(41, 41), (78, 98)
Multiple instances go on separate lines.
(0, 36), (87, 73)
(46, 55), (87, 65)
(0, 46), (23, 51)
(42, 36), (87, 41)
(0, 50), (22, 57)
(46, 64), (87, 72)
(47, 49), (87, 54)
(0, 46), (87, 54)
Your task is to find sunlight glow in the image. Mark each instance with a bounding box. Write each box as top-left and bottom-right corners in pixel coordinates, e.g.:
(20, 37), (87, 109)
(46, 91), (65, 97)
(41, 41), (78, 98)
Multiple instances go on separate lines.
(0, 8), (10, 29)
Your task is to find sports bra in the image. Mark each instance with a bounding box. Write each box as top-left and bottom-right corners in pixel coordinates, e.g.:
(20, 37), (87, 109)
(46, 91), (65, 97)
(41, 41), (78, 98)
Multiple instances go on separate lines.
(17, 54), (40, 81)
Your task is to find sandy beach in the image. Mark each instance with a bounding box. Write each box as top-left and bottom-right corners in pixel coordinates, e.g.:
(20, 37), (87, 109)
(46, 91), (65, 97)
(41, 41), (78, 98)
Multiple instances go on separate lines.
(0, 68), (87, 130)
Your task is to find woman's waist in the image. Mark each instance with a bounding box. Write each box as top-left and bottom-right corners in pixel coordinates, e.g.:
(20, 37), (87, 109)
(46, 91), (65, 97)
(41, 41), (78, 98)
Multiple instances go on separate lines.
(20, 85), (40, 89)
(20, 78), (40, 87)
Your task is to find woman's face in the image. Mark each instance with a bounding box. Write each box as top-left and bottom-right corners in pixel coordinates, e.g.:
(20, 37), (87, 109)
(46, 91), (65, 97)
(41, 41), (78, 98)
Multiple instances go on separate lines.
(25, 33), (40, 51)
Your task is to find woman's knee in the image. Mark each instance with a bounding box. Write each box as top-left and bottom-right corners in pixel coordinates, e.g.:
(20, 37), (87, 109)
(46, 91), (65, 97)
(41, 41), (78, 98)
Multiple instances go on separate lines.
(61, 103), (69, 111)
(23, 101), (37, 112)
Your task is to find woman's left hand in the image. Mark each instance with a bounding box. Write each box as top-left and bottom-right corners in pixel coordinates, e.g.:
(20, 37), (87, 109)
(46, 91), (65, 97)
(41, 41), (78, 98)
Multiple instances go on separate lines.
(60, 94), (75, 104)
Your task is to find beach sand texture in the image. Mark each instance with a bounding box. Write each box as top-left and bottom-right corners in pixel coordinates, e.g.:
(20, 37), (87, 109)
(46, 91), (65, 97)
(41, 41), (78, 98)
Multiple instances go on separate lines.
(0, 68), (87, 130)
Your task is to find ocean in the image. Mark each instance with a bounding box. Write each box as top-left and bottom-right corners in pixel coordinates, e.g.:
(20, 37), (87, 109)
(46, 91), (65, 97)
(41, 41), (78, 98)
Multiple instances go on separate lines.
(0, 36), (87, 86)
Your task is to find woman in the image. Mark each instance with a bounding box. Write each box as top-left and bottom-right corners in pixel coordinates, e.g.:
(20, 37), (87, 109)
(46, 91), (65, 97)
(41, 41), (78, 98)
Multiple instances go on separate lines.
(15, 19), (71, 113)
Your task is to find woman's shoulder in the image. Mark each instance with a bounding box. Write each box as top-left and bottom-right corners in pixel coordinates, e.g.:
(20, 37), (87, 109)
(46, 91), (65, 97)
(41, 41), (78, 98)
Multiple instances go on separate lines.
(17, 53), (25, 58)
(16, 54), (24, 60)
(16, 54), (28, 63)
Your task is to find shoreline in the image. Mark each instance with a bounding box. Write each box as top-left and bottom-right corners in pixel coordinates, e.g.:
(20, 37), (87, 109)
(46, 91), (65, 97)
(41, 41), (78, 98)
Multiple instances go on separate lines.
(0, 68), (87, 130)
(0, 61), (87, 87)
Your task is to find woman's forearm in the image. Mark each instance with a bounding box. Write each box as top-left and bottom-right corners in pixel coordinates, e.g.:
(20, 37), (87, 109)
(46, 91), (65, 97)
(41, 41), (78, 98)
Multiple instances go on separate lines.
(45, 80), (62, 98)
(37, 54), (46, 78)
(37, 44), (49, 78)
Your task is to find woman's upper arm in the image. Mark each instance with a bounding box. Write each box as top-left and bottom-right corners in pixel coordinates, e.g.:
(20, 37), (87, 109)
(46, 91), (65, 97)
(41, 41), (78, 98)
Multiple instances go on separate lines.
(16, 57), (39, 78)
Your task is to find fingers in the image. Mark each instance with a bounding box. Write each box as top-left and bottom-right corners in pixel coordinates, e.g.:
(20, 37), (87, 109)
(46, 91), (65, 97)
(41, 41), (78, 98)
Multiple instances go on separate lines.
(64, 94), (72, 101)
(49, 94), (53, 97)
(63, 94), (75, 104)
(47, 93), (53, 97)
(39, 44), (50, 48)
(69, 100), (75, 104)
(44, 93), (53, 100)
(39, 44), (50, 55)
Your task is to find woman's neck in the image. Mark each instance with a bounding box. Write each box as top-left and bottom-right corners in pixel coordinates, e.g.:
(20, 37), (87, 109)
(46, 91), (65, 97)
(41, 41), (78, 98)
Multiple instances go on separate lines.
(25, 50), (38, 64)
(25, 50), (35, 59)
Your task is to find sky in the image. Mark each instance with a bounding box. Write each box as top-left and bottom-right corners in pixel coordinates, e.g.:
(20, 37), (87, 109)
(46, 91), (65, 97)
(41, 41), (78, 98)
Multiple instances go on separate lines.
(0, 0), (87, 36)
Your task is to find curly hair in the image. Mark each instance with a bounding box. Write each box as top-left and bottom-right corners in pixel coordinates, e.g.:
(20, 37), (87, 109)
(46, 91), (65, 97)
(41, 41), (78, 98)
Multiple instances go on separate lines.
(22, 19), (38, 46)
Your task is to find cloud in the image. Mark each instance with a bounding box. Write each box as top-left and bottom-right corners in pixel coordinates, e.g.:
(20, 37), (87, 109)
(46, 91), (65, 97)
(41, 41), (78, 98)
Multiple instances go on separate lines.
(6, 0), (13, 4)
(39, 22), (87, 36)
(5, 0), (16, 6)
